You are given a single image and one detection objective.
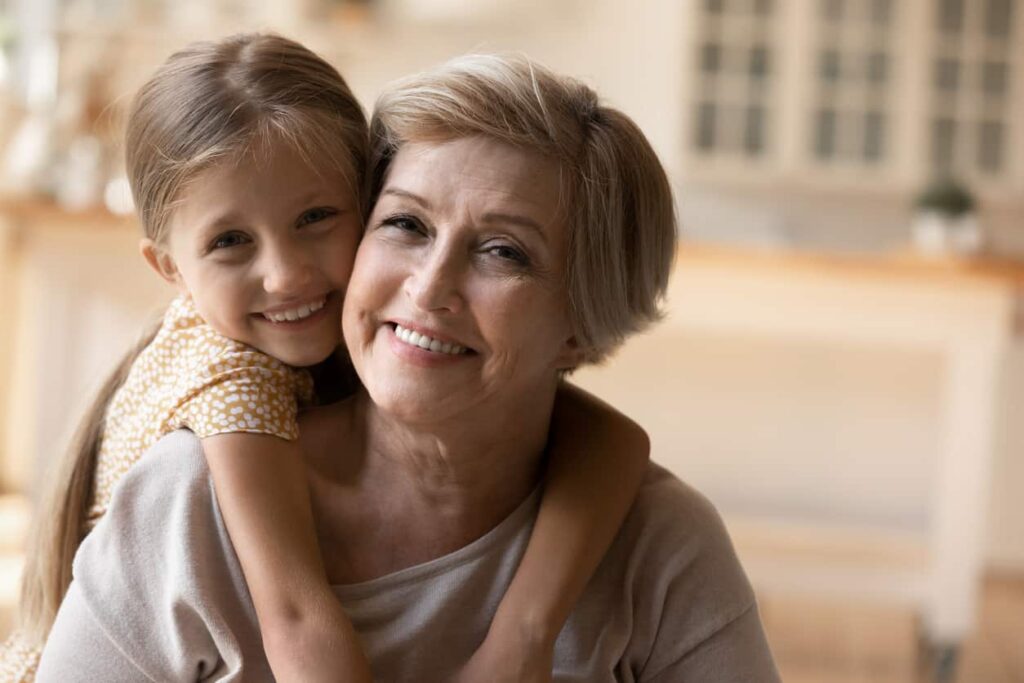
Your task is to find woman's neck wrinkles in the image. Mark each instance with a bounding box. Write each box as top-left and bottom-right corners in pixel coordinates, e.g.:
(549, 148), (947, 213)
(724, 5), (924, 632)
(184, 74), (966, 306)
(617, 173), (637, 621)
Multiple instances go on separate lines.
(358, 388), (552, 538)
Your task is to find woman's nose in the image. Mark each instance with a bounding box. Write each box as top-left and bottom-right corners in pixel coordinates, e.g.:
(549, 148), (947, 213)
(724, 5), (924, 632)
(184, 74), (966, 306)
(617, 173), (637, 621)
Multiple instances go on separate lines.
(262, 244), (315, 295)
(404, 246), (465, 314)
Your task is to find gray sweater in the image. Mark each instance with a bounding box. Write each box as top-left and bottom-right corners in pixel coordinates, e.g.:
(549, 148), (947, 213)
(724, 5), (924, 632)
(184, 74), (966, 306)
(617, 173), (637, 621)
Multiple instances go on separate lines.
(37, 430), (780, 682)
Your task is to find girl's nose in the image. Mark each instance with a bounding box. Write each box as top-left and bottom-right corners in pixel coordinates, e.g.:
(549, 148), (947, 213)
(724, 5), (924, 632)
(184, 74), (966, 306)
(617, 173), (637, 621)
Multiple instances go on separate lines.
(262, 245), (315, 296)
(404, 245), (465, 314)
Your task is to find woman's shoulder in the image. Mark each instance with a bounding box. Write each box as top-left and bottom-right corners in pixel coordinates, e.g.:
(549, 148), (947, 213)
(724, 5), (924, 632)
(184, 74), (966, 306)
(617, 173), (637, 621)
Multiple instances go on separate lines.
(69, 430), (270, 679)
(625, 463), (740, 561)
(608, 463), (765, 674)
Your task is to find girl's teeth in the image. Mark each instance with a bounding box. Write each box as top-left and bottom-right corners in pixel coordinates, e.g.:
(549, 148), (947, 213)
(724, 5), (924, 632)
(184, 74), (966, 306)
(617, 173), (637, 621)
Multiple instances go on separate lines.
(266, 298), (326, 323)
(394, 324), (466, 355)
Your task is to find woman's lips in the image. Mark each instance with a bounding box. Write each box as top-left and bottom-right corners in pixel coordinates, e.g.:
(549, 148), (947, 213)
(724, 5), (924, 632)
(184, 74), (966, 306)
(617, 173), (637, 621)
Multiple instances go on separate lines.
(384, 322), (476, 365)
(392, 323), (469, 355)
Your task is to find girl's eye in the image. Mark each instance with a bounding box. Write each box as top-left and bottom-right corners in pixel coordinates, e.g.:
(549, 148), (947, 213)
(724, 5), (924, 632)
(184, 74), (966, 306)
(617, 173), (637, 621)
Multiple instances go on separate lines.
(210, 231), (249, 250)
(298, 207), (338, 226)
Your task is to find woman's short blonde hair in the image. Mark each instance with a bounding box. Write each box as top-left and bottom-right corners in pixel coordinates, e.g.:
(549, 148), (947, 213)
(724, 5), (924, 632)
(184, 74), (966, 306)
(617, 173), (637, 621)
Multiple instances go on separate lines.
(370, 54), (677, 365)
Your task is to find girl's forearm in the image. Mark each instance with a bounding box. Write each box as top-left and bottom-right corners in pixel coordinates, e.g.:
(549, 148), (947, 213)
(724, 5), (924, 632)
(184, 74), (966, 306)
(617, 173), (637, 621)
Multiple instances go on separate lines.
(203, 432), (373, 682)
(492, 382), (650, 641)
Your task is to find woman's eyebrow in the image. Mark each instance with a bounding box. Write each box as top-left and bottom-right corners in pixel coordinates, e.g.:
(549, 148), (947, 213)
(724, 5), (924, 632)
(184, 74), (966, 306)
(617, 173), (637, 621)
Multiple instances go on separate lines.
(380, 187), (431, 209)
(480, 212), (547, 242)
(381, 186), (547, 243)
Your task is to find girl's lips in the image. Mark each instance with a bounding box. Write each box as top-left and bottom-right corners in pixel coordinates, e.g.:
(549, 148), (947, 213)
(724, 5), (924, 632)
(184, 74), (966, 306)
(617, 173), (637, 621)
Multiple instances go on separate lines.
(261, 295), (329, 322)
(255, 293), (336, 330)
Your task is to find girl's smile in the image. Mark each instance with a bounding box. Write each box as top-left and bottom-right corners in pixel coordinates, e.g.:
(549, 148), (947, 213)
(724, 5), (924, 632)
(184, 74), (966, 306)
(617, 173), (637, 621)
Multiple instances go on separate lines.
(143, 138), (362, 368)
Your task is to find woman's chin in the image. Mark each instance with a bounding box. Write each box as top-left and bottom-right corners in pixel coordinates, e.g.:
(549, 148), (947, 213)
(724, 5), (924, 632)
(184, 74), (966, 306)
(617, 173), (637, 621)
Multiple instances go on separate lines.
(368, 388), (457, 425)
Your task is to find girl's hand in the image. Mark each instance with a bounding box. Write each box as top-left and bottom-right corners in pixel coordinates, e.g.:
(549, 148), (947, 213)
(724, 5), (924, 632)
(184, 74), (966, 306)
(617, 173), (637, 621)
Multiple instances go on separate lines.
(454, 629), (555, 683)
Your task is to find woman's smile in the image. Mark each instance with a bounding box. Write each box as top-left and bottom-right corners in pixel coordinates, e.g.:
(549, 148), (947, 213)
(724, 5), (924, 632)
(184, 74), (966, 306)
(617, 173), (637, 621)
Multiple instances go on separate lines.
(343, 136), (578, 422)
(390, 322), (472, 356)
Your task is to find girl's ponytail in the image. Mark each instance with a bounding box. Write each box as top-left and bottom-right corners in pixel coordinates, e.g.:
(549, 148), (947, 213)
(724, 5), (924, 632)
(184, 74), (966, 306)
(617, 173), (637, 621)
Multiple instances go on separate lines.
(16, 317), (161, 644)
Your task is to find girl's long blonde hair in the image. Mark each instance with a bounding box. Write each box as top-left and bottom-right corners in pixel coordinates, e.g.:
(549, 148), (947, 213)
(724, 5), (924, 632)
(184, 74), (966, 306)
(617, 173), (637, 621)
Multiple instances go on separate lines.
(17, 32), (369, 645)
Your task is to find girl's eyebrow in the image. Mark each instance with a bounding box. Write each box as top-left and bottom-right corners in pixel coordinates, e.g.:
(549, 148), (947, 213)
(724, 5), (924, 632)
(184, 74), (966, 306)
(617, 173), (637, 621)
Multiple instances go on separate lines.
(195, 212), (245, 235)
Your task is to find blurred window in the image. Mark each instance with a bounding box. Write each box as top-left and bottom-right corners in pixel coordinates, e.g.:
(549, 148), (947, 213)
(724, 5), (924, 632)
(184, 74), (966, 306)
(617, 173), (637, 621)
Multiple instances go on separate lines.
(978, 121), (1004, 171)
(867, 52), (888, 84)
(985, 0), (1014, 39)
(822, 0), (844, 22)
(928, 0), (1015, 178)
(932, 118), (957, 169)
(697, 102), (718, 150)
(750, 45), (770, 79)
(820, 50), (841, 82)
(982, 61), (1008, 96)
(691, 0), (777, 159)
(934, 58), (960, 90)
(702, 43), (723, 73)
(871, 0), (892, 25)
(938, 0), (965, 33)
(864, 111), (885, 161)
(745, 106), (766, 153)
(809, 0), (895, 167)
(815, 109), (837, 159)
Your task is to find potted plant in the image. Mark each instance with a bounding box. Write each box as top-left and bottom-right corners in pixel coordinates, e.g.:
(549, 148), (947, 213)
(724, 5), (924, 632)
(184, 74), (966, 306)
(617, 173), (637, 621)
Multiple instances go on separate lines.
(912, 177), (982, 255)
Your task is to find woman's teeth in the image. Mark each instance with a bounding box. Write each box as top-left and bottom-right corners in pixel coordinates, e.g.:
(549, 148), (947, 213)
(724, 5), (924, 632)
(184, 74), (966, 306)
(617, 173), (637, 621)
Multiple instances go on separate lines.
(394, 324), (467, 355)
(265, 298), (326, 323)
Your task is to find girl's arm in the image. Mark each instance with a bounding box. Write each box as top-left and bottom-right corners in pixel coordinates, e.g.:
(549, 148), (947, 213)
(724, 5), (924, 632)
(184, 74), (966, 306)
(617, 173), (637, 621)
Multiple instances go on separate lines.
(203, 433), (373, 683)
(459, 381), (650, 682)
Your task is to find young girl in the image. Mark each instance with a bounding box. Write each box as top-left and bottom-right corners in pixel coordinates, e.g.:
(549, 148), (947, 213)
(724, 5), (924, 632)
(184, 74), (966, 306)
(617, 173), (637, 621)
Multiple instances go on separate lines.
(2, 34), (649, 682)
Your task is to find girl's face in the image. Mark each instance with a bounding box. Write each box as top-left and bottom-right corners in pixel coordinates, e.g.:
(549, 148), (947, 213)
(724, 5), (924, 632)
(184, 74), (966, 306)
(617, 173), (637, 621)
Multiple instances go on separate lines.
(144, 137), (361, 367)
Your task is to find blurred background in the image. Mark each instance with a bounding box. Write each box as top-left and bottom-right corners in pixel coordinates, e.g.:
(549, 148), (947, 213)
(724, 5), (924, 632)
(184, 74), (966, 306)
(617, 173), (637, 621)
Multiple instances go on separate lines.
(0, 0), (1022, 681)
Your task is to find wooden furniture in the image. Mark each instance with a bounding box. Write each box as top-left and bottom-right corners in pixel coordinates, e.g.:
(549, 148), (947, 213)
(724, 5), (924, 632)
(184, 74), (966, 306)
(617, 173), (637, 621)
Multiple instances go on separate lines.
(576, 243), (1021, 679)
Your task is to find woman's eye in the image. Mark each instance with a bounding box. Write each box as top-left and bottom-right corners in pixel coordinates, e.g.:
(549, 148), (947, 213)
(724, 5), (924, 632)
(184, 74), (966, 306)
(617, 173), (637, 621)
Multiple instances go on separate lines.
(382, 214), (425, 234)
(210, 232), (248, 250)
(298, 207), (338, 226)
(486, 244), (529, 265)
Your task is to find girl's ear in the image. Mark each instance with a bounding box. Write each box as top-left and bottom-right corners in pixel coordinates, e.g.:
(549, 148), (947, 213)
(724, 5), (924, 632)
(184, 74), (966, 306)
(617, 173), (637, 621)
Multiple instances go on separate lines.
(140, 239), (183, 289)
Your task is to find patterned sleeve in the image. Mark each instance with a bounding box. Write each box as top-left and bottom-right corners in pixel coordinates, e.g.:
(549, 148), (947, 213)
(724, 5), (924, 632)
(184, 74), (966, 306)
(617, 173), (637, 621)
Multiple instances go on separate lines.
(174, 346), (314, 442)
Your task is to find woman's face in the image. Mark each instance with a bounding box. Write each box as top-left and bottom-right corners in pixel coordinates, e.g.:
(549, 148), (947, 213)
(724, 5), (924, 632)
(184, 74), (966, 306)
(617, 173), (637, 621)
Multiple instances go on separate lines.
(343, 136), (579, 423)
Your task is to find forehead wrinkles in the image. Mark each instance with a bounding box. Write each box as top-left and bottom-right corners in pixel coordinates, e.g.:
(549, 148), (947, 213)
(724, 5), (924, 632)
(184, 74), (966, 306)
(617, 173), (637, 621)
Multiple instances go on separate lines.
(387, 140), (562, 222)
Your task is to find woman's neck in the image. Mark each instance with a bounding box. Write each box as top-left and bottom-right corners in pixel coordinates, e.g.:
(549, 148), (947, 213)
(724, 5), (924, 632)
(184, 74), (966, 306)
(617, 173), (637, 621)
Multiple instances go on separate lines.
(304, 385), (556, 583)
(358, 387), (552, 525)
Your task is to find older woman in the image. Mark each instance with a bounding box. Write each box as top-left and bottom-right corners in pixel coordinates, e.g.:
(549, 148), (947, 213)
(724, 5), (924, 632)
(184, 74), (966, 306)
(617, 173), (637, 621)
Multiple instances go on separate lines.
(36, 56), (779, 681)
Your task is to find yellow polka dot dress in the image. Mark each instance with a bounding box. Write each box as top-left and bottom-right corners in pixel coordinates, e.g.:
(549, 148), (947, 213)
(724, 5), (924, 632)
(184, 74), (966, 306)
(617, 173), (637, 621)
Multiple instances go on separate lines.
(87, 295), (315, 523)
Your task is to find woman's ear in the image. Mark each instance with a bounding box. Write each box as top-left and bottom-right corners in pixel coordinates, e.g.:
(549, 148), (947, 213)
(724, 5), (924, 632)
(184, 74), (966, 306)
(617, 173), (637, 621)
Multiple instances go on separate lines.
(140, 239), (184, 290)
(554, 335), (585, 371)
